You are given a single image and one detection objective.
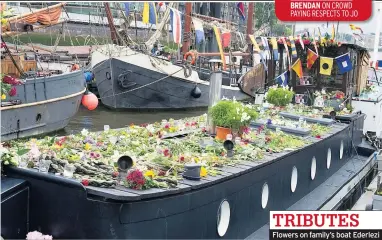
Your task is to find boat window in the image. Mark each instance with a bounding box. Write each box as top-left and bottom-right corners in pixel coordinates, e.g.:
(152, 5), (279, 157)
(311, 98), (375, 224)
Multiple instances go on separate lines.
(291, 166), (298, 193)
(261, 183), (269, 209)
(327, 148), (332, 169)
(340, 141), (344, 160)
(311, 157), (317, 180)
(217, 200), (230, 237)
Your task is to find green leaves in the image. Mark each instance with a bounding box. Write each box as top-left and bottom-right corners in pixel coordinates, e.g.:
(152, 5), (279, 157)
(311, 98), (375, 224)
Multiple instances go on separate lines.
(266, 87), (294, 106)
(16, 148), (30, 156)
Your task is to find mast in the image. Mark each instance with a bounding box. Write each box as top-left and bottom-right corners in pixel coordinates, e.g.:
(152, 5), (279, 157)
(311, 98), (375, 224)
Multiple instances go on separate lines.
(182, 3), (192, 54)
(246, 3), (254, 39)
(104, 2), (118, 44)
(372, 3), (381, 65)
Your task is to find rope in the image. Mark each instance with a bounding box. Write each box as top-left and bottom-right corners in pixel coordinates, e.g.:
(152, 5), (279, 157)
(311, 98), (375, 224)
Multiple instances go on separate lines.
(99, 68), (184, 100)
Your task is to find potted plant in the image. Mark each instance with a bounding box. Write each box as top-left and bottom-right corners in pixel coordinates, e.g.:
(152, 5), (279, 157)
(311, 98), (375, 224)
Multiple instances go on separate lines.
(209, 100), (258, 140)
(265, 85), (294, 107)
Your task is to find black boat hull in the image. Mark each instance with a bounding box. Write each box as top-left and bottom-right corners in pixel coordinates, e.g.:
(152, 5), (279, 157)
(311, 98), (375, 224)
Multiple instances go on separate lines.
(92, 58), (249, 110)
(3, 115), (366, 239)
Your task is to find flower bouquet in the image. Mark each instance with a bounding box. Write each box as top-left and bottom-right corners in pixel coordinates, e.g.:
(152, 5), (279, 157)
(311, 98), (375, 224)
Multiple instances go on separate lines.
(209, 100), (258, 140)
(265, 85), (294, 107)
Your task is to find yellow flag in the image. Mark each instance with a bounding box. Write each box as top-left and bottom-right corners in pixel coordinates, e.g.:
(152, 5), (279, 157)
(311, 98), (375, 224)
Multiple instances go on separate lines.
(142, 2), (149, 24)
(320, 57), (334, 75)
(291, 58), (303, 78)
(249, 35), (261, 52)
(213, 26), (226, 70)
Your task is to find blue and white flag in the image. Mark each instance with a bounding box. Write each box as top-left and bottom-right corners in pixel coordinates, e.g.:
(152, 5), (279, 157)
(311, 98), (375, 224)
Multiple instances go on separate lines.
(124, 2), (130, 15)
(261, 37), (269, 51)
(276, 71), (289, 86)
(192, 17), (205, 44)
(259, 52), (268, 72)
(335, 53), (352, 74)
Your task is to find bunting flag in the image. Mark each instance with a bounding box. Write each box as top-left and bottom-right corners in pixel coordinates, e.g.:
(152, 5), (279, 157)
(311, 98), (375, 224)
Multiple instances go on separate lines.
(307, 48), (319, 69)
(276, 71), (288, 86)
(170, 8), (182, 44)
(259, 52), (268, 72)
(350, 24), (363, 34)
(249, 35), (261, 52)
(158, 2), (166, 12)
(312, 29), (319, 54)
(124, 3), (130, 15)
(281, 37), (291, 66)
(237, 2), (246, 21)
(299, 35), (305, 49)
(289, 36), (297, 58)
(270, 37), (279, 61)
(291, 58), (303, 79)
(319, 57), (334, 75)
(213, 26), (226, 70)
(261, 37), (270, 51)
(335, 53), (352, 74)
(331, 24), (335, 40)
(222, 31), (231, 48)
(379, 61), (382, 70)
(142, 2), (157, 25)
(192, 17), (205, 44)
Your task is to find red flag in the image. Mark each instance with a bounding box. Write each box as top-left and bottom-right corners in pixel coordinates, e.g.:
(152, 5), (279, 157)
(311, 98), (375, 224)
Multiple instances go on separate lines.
(307, 48), (318, 69)
(222, 32), (231, 48)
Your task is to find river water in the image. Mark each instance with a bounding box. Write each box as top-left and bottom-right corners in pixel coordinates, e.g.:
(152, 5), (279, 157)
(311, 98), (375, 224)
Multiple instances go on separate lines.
(62, 105), (206, 135)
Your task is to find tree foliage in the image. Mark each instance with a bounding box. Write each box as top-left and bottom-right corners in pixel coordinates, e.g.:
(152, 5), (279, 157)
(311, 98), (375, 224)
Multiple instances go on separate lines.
(254, 2), (291, 36)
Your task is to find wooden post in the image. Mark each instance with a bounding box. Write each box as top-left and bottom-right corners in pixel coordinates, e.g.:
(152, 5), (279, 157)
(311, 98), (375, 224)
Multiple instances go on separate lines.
(104, 2), (118, 44)
(182, 3), (192, 54)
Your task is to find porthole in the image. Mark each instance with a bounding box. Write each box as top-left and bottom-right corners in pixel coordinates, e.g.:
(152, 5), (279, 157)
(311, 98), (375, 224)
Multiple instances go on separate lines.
(311, 157), (317, 180)
(217, 200), (230, 237)
(291, 166), (298, 193)
(327, 148), (332, 169)
(261, 183), (269, 209)
(340, 141), (344, 159)
(36, 113), (42, 122)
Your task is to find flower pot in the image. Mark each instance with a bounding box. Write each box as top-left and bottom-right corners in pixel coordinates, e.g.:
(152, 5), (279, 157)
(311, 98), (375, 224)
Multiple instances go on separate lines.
(215, 126), (232, 140)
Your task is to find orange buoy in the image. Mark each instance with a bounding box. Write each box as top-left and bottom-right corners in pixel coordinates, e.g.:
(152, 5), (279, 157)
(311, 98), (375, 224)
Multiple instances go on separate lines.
(71, 64), (80, 72)
(81, 91), (98, 110)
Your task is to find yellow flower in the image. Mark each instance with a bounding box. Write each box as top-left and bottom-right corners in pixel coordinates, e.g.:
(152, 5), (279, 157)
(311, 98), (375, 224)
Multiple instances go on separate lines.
(194, 157), (199, 163)
(200, 166), (207, 177)
(1, 18), (6, 25)
(52, 144), (63, 150)
(144, 170), (155, 178)
(84, 143), (91, 150)
(1, 94), (6, 100)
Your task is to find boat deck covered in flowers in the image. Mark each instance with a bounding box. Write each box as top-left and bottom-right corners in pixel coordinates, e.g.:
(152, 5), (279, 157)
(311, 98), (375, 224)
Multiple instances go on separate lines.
(1, 97), (367, 239)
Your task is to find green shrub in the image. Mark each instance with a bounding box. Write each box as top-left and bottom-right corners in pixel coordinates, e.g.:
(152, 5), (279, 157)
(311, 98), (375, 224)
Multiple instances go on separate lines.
(266, 86), (294, 106)
(209, 100), (258, 129)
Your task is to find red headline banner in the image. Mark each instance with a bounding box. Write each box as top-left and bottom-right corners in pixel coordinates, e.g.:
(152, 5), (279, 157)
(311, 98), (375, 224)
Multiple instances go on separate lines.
(275, 0), (372, 22)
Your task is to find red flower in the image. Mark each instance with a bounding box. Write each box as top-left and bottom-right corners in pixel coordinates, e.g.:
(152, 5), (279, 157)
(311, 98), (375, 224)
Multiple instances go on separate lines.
(1, 42), (6, 48)
(220, 151), (225, 156)
(126, 169), (146, 190)
(185, 122), (190, 127)
(315, 135), (321, 139)
(81, 179), (89, 186)
(191, 122), (197, 126)
(112, 172), (119, 178)
(164, 124), (170, 129)
(163, 149), (170, 157)
(179, 156), (185, 162)
(8, 87), (17, 96)
(158, 170), (166, 176)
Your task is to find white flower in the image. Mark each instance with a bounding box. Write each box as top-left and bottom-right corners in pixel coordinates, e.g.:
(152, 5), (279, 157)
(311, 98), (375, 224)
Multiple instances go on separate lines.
(146, 124), (155, 133)
(222, 96), (229, 100)
(81, 129), (89, 136)
(321, 89), (326, 95)
(232, 96), (237, 102)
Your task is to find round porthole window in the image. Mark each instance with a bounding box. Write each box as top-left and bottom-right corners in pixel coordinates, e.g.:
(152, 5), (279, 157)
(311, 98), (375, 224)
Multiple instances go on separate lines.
(340, 141), (344, 159)
(217, 200), (230, 237)
(261, 183), (269, 209)
(291, 166), (298, 193)
(327, 148), (332, 169)
(311, 157), (317, 180)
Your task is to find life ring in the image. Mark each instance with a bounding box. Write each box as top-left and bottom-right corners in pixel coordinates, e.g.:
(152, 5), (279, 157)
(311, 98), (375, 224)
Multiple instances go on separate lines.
(184, 51), (196, 65)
